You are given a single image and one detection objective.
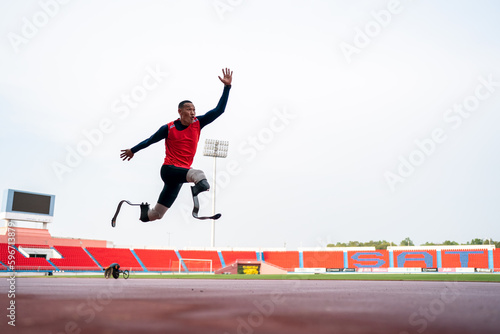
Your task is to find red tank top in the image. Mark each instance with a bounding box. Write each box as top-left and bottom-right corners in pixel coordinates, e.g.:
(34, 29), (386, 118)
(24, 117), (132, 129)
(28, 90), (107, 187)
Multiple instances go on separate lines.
(163, 119), (201, 169)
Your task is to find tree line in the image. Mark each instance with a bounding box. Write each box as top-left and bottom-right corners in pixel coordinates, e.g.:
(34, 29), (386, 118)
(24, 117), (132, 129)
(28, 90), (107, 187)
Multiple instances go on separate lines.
(327, 237), (499, 250)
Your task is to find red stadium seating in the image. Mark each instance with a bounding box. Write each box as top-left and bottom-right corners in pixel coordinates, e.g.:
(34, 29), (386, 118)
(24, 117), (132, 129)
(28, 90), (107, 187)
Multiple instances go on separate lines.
(133, 249), (179, 271)
(50, 246), (100, 271)
(0, 243), (54, 271)
(86, 247), (143, 271)
(348, 250), (390, 268)
(441, 248), (489, 268)
(1, 243), (14, 267)
(494, 249), (500, 271)
(303, 251), (344, 268)
(2, 241), (498, 273)
(393, 250), (437, 268)
(220, 251), (258, 264)
(262, 251), (300, 271)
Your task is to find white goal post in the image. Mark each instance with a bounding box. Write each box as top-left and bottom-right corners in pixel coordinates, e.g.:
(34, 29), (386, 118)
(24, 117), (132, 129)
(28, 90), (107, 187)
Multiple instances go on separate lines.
(178, 258), (213, 273)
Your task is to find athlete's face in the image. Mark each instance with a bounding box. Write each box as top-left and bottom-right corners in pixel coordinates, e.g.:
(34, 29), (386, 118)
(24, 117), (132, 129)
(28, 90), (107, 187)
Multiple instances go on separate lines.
(178, 103), (196, 126)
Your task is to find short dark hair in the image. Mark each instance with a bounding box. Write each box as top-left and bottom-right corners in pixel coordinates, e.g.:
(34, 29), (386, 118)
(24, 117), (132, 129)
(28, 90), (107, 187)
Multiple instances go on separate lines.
(178, 100), (193, 109)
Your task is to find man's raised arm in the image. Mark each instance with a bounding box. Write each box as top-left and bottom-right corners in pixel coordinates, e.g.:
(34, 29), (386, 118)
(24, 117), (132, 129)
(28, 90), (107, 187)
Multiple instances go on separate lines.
(199, 68), (233, 128)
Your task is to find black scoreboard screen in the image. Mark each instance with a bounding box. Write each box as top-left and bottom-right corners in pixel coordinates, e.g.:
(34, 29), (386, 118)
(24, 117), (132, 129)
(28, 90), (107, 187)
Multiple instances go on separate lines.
(12, 191), (52, 215)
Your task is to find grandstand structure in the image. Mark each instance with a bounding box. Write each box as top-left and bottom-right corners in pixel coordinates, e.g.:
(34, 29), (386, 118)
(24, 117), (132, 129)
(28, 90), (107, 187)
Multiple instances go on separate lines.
(2, 189), (498, 274)
(0, 227), (499, 274)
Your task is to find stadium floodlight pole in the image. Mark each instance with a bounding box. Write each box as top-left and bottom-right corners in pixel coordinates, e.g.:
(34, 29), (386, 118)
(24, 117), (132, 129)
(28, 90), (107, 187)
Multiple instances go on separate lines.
(203, 139), (229, 247)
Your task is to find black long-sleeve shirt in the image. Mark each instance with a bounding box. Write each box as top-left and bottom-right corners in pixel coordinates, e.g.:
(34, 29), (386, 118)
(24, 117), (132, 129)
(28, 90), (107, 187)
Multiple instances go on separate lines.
(131, 85), (231, 153)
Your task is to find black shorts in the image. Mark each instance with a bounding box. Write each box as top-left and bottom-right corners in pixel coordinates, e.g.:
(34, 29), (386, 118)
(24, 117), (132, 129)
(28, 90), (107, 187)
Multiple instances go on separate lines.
(157, 165), (189, 207)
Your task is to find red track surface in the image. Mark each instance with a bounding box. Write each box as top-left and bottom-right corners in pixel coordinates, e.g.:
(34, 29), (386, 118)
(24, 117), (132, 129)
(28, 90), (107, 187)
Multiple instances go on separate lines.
(1, 277), (499, 334)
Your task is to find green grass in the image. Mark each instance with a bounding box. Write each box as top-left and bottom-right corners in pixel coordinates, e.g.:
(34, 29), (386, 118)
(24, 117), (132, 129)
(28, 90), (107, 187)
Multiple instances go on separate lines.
(42, 273), (500, 282)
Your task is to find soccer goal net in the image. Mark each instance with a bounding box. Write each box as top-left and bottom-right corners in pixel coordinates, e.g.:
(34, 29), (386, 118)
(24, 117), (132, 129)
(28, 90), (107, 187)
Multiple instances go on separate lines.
(174, 259), (213, 273)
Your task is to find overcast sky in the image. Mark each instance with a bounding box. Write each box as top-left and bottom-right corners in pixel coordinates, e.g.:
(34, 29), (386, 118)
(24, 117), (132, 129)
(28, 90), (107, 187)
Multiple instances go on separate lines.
(1, 0), (499, 249)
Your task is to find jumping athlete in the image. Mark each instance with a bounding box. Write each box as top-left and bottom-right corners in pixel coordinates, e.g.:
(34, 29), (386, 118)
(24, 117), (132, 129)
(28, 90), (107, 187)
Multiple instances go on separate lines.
(118, 68), (233, 223)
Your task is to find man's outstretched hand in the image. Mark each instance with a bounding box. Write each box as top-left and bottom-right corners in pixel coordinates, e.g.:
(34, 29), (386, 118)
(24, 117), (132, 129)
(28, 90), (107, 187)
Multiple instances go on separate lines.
(218, 68), (233, 86)
(120, 149), (134, 161)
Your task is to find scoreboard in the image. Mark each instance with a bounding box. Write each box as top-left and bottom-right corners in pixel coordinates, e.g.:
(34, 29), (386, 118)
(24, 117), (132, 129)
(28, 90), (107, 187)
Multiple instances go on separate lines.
(1, 189), (55, 223)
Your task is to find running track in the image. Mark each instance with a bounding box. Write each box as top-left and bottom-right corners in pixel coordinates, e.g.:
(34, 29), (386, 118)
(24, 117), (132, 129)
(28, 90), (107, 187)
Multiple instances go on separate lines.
(1, 277), (499, 333)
